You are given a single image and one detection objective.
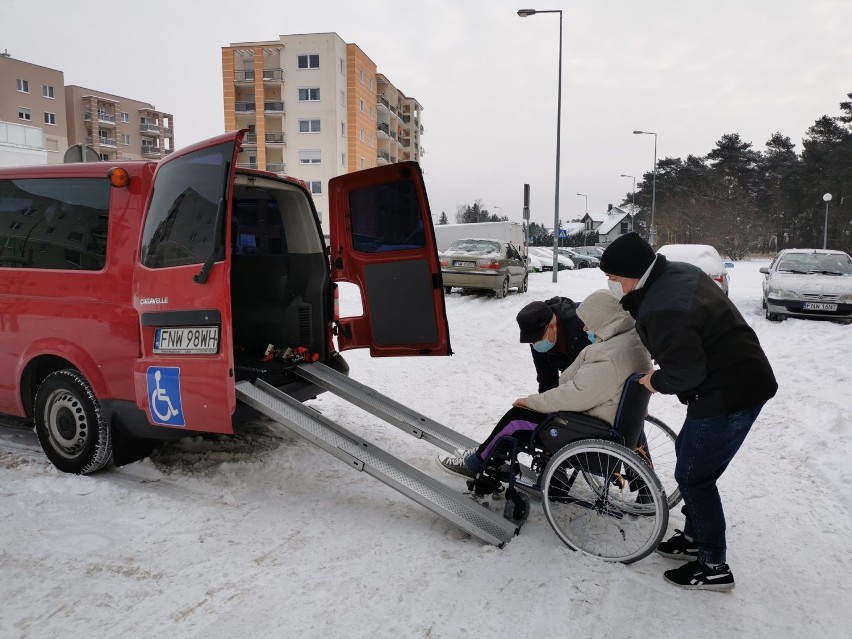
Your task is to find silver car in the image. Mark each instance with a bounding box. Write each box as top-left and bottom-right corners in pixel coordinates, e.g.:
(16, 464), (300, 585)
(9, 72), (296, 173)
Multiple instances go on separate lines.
(760, 249), (852, 324)
(439, 238), (527, 298)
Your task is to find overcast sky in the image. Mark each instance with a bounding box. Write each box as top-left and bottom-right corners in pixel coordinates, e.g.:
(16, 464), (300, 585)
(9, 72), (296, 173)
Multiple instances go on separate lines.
(4, 0), (850, 228)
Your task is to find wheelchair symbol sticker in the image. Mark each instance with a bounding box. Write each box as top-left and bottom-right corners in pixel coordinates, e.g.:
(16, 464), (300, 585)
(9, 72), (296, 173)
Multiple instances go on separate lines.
(146, 367), (185, 427)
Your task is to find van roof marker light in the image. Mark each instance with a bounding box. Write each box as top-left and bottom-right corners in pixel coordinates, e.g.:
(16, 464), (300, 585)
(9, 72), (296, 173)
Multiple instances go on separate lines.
(108, 167), (130, 188)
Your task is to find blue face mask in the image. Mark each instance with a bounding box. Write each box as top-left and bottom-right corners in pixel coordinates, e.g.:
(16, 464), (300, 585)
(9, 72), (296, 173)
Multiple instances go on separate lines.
(532, 337), (556, 353)
(586, 330), (596, 343)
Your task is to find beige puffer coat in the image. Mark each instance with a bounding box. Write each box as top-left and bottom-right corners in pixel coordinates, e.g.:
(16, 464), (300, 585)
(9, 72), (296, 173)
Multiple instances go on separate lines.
(522, 289), (652, 425)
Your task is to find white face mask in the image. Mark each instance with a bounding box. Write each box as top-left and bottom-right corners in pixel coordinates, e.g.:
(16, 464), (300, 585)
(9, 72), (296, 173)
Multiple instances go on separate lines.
(607, 279), (625, 299)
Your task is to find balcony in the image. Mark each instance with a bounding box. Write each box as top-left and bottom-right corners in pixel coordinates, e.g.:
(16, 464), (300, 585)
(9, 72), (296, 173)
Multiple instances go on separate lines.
(237, 161), (258, 169)
(84, 111), (116, 126)
(243, 133), (257, 145)
(87, 135), (116, 148)
(377, 121), (389, 137)
(235, 101), (257, 114)
(265, 132), (285, 144)
(378, 150), (390, 164)
(140, 123), (160, 136)
(235, 70), (255, 83)
(266, 162), (286, 173)
(263, 100), (285, 113)
(263, 68), (283, 82)
(141, 145), (160, 157)
(377, 95), (390, 110)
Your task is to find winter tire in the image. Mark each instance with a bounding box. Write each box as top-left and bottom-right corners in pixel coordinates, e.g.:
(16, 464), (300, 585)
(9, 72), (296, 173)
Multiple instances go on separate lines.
(541, 439), (668, 563)
(34, 369), (113, 474)
(496, 277), (509, 299)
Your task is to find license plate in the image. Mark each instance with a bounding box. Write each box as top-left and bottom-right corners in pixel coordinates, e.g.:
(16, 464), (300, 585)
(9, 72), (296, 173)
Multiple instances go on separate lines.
(803, 302), (837, 311)
(154, 327), (220, 354)
(453, 260), (475, 267)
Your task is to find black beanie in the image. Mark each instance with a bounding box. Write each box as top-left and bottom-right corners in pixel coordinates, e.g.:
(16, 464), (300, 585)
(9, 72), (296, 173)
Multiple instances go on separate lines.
(599, 232), (656, 278)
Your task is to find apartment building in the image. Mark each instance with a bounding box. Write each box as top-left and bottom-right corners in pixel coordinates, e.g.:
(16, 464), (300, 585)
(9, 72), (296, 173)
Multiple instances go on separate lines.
(64, 86), (174, 162)
(0, 52), (175, 165)
(0, 54), (67, 165)
(222, 33), (425, 225)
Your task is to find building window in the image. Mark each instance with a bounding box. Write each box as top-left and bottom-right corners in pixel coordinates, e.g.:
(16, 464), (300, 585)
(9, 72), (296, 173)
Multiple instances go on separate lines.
(339, 58), (344, 74)
(360, 128), (365, 142)
(122, 134), (131, 145)
(340, 90), (345, 106)
(341, 122), (345, 136)
(341, 153), (346, 167)
(369, 78), (374, 91)
(370, 135), (375, 147)
(297, 54), (319, 69)
(42, 85), (54, 99)
(299, 149), (321, 164)
(360, 158), (365, 170)
(309, 181), (321, 194)
(98, 153), (110, 161)
(359, 99), (365, 113)
(298, 87), (320, 101)
(121, 112), (130, 123)
(359, 69), (365, 84)
(18, 107), (31, 121)
(16, 79), (29, 93)
(43, 112), (56, 125)
(298, 119), (321, 133)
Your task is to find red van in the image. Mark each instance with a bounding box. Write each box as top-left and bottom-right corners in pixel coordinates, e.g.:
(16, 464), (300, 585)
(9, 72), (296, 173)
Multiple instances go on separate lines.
(0, 130), (450, 474)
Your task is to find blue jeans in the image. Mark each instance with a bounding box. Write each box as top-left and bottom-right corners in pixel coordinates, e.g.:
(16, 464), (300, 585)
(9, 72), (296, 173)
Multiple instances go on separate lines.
(674, 404), (764, 565)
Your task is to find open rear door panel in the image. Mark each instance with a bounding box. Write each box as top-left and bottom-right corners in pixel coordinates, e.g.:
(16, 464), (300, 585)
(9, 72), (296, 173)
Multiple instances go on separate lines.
(328, 162), (450, 357)
(131, 131), (243, 434)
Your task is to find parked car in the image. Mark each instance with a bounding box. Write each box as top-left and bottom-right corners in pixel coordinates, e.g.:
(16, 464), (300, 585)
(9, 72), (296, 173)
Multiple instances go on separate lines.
(656, 243), (733, 295)
(760, 249), (852, 324)
(440, 238), (527, 298)
(558, 247), (600, 269)
(526, 252), (546, 273)
(529, 246), (574, 271)
(572, 246), (605, 259)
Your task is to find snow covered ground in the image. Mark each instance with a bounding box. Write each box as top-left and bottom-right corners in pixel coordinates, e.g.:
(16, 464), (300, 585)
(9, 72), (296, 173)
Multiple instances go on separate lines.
(1, 259), (850, 638)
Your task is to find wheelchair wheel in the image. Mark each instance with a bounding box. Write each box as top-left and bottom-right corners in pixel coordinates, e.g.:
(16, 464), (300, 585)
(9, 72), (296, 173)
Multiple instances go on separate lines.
(639, 416), (681, 510)
(541, 439), (668, 564)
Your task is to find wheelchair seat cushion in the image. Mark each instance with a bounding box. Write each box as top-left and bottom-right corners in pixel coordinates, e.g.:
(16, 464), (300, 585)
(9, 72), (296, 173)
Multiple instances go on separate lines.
(535, 413), (620, 456)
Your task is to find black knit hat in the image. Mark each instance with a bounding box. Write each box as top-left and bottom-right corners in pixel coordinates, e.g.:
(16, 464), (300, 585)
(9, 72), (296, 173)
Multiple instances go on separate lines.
(516, 301), (554, 343)
(600, 232), (656, 278)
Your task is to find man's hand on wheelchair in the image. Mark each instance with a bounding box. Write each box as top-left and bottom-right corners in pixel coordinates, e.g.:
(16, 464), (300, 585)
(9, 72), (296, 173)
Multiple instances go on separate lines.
(639, 370), (658, 393)
(513, 397), (529, 408)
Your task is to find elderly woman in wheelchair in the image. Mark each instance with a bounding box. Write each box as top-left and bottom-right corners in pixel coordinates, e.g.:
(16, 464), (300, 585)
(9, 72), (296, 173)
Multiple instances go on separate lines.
(439, 289), (671, 563)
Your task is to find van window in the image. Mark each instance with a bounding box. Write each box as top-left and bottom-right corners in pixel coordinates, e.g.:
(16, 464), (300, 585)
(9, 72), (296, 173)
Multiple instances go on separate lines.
(349, 180), (425, 253)
(232, 195), (287, 256)
(0, 178), (110, 270)
(140, 141), (232, 268)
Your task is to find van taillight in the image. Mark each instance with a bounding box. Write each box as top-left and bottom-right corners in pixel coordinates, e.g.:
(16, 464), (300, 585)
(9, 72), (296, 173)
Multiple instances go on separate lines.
(333, 284), (340, 321)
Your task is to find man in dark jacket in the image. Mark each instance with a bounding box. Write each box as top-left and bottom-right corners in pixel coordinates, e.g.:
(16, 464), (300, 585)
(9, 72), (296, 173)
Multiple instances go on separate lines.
(516, 297), (589, 392)
(600, 232), (777, 592)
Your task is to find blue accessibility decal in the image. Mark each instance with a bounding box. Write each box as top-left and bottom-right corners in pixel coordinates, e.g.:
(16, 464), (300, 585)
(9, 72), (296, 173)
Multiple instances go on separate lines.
(146, 367), (185, 427)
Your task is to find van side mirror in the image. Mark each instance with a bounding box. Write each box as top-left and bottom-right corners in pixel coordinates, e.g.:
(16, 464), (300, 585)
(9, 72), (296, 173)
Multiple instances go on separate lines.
(759, 267), (769, 274)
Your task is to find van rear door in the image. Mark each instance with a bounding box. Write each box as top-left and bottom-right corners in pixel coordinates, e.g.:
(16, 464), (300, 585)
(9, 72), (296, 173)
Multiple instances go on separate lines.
(131, 131), (243, 433)
(328, 162), (450, 357)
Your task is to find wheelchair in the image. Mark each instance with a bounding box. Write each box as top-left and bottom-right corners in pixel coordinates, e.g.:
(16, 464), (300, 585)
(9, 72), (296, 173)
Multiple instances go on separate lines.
(467, 373), (672, 563)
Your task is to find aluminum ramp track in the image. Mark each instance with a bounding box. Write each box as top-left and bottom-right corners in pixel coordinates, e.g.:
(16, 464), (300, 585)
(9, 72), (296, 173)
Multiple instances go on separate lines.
(293, 362), (477, 454)
(235, 379), (517, 547)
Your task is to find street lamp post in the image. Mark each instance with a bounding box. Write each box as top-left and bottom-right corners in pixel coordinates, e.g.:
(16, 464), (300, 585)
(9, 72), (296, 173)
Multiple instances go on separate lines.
(823, 193), (832, 249)
(576, 193), (587, 246)
(633, 130), (657, 246)
(519, 7), (562, 281)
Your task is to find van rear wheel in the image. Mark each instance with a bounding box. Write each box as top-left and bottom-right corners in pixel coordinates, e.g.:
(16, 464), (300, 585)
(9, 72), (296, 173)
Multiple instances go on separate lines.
(34, 369), (113, 474)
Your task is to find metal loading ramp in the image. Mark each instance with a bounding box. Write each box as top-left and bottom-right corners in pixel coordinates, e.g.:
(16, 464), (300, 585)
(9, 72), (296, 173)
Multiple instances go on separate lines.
(292, 362), (477, 454)
(235, 379), (518, 547)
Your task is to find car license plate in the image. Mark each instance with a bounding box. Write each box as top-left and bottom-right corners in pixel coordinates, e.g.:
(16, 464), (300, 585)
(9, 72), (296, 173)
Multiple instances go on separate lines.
(453, 260), (475, 267)
(803, 302), (837, 311)
(154, 327), (220, 354)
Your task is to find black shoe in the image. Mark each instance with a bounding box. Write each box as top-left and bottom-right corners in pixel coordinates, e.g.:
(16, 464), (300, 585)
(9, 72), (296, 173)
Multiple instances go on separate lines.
(656, 529), (698, 560)
(664, 560), (735, 592)
(438, 452), (478, 479)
